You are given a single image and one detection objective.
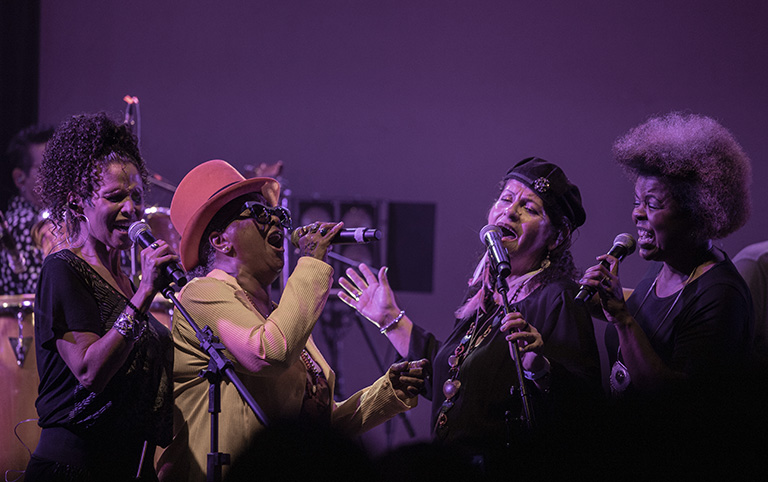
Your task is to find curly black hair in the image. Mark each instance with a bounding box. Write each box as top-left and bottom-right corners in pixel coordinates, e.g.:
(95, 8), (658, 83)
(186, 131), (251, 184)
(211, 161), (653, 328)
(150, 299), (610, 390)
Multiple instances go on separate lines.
(37, 112), (148, 239)
(613, 112), (752, 240)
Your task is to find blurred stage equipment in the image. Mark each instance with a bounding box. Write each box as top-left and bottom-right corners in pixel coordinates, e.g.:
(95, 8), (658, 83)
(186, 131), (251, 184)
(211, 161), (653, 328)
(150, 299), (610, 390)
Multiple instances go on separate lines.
(0, 294), (40, 474)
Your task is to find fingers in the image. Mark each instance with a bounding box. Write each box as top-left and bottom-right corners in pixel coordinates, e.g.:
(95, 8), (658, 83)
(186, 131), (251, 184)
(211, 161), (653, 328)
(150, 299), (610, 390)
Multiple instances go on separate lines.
(358, 263), (378, 285)
(499, 312), (527, 332)
(505, 331), (543, 352)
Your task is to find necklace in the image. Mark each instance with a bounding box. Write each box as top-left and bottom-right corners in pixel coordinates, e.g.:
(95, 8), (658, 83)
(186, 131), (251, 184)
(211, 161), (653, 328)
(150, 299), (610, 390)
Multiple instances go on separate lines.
(436, 271), (536, 430)
(610, 262), (702, 394)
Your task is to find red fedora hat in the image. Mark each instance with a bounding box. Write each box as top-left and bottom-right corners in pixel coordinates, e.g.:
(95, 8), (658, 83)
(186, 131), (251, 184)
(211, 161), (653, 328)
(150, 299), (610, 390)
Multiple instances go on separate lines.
(170, 159), (280, 270)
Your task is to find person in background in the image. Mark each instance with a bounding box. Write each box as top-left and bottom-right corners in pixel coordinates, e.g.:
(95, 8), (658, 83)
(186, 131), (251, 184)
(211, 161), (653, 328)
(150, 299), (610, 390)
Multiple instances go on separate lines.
(339, 157), (602, 477)
(732, 241), (768, 363)
(25, 112), (174, 481)
(157, 160), (425, 481)
(0, 124), (54, 295)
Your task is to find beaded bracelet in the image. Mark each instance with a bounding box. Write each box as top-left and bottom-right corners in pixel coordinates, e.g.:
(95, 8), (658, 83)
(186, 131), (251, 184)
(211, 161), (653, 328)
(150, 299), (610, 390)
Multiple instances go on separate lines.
(124, 299), (149, 322)
(114, 312), (147, 341)
(379, 310), (405, 335)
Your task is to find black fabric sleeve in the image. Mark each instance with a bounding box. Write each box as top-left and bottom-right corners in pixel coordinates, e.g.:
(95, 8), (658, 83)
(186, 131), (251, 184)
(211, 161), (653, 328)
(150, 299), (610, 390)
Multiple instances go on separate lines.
(36, 255), (104, 350)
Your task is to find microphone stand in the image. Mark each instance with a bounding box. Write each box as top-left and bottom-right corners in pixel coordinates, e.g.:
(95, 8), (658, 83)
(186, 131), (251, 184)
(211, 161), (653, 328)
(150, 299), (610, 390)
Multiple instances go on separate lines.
(490, 265), (535, 433)
(160, 285), (270, 482)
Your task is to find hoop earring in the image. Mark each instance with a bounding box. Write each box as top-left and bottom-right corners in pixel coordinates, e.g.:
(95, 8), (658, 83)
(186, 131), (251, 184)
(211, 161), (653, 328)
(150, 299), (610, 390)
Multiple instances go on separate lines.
(64, 209), (90, 249)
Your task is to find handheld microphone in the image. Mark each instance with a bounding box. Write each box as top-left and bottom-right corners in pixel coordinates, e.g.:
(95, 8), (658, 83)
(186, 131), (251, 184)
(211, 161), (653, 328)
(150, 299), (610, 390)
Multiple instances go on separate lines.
(575, 233), (636, 303)
(480, 224), (511, 279)
(290, 227), (382, 247)
(0, 210), (26, 274)
(128, 221), (187, 287)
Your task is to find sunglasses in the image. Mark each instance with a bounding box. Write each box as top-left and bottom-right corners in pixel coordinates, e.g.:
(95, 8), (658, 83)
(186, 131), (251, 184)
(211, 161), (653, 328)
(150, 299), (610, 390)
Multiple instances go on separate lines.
(232, 201), (292, 230)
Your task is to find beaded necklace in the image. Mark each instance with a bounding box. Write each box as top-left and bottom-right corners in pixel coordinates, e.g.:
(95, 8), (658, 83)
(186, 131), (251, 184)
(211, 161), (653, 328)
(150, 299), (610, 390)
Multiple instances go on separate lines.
(436, 271), (538, 430)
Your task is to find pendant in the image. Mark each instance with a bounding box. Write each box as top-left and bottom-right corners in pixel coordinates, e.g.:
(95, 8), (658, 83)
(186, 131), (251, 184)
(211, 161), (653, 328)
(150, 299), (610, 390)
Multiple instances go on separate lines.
(442, 378), (461, 399)
(447, 355), (459, 368)
(609, 360), (631, 394)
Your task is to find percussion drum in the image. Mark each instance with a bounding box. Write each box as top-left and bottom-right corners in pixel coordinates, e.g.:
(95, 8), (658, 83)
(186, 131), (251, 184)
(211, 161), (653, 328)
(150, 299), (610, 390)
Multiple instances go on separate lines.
(0, 294), (40, 474)
(150, 293), (174, 331)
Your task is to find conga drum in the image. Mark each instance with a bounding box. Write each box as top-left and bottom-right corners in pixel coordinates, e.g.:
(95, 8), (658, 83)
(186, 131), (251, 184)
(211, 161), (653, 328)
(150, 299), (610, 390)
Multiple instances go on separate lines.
(150, 293), (174, 331)
(0, 294), (40, 474)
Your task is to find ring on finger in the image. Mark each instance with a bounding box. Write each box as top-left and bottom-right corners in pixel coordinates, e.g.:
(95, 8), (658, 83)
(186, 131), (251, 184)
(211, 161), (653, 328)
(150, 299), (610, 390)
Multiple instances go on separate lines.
(150, 242), (160, 249)
(319, 228), (328, 236)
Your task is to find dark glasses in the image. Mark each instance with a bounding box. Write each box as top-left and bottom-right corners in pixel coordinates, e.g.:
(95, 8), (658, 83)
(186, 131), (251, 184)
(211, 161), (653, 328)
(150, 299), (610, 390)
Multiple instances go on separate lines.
(238, 201), (292, 230)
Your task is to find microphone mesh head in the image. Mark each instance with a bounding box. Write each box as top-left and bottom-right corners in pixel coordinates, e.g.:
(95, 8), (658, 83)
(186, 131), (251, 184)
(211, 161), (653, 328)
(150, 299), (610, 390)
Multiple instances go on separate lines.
(613, 233), (636, 255)
(128, 221), (149, 243)
(479, 224), (502, 242)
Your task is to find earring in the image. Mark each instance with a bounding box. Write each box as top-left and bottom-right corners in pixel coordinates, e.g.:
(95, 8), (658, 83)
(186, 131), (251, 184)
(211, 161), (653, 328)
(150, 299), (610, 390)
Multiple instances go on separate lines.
(64, 206), (90, 249)
(540, 251), (551, 269)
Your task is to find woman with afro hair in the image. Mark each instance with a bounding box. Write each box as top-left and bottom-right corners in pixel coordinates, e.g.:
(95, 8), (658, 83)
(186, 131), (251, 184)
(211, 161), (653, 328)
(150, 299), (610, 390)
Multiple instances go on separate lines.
(25, 112), (175, 481)
(580, 112), (753, 402)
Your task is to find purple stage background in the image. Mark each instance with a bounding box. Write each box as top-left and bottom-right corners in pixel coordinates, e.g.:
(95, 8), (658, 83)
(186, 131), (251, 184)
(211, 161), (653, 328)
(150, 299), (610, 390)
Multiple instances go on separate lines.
(38, 1), (768, 452)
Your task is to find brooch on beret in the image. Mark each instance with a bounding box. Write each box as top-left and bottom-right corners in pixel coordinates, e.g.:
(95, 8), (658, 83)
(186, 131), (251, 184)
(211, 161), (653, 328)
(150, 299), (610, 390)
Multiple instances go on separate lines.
(533, 177), (550, 193)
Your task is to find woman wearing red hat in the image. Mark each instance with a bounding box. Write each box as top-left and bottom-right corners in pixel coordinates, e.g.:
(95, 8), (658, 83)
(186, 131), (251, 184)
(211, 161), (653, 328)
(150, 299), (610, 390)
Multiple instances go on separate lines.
(339, 158), (602, 475)
(157, 160), (425, 480)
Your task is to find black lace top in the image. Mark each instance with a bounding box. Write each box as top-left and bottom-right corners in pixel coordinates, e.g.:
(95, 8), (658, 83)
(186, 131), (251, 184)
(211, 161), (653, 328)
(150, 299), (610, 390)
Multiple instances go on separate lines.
(34, 249), (173, 448)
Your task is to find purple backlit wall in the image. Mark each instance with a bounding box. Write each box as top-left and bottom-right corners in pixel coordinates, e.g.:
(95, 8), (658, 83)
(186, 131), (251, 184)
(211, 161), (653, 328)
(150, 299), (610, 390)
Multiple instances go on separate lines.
(38, 1), (768, 450)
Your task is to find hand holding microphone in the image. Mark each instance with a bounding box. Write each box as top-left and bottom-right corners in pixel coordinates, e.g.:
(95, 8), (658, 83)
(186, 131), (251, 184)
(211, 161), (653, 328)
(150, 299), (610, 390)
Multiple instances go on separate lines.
(129, 221), (187, 288)
(290, 224), (382, 246)
(289, 221), (347, 261)
(576, 233), (636, 303)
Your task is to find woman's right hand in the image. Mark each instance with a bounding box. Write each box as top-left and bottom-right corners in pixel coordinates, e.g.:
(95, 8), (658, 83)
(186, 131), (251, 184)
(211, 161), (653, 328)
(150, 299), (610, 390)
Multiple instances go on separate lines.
(338, 263), (400, 329)
(137, 239), (181, 296)
(579, 254), (630, 325)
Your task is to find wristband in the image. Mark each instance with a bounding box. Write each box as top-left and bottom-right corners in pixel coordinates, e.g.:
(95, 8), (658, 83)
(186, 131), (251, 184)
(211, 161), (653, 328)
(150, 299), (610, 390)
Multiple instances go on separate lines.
(114, 312), (147, 341)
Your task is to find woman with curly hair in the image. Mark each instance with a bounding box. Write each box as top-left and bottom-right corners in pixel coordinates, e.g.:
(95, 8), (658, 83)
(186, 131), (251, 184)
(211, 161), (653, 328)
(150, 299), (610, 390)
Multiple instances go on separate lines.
(579, 112), (753, 399)
(338, 158), (602, 474)
(25, 112), (175, 481)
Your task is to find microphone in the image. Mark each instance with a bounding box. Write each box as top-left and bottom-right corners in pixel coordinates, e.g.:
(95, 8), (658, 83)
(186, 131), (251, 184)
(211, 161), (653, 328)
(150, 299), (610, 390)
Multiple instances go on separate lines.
(575, 233), (636, 303)
(128, 221), (187, 287)
(480, 224), (511, 279)
(0, 210), (26, 274)
(291, 226), (381, 247)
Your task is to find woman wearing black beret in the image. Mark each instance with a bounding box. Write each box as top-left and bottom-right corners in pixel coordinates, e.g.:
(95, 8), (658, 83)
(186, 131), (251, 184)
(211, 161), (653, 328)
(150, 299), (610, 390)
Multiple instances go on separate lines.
(339, 157), (602, 474)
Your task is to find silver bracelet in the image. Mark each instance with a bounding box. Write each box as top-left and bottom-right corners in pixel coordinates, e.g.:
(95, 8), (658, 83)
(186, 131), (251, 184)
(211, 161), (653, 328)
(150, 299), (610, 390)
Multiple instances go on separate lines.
(113, 312), (147, 341)
(379, 310), (405, 335)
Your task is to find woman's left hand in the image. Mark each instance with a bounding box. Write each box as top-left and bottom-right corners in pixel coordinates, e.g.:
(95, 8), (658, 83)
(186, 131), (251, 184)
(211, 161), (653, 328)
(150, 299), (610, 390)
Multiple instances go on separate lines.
(388, 358), (429, 400)
(500, 312), (543, 353)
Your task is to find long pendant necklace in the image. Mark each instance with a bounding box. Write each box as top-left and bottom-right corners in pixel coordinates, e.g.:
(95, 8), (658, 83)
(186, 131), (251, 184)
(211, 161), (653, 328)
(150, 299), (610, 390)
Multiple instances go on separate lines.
(610, 263), (701, 394)
(436, 272), (536, 430)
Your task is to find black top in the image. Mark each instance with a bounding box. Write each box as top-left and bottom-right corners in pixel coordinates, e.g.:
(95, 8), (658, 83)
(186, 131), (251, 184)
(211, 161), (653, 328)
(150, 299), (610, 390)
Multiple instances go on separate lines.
(34, 249), (173, 449)
(409, 278), (602, 452)
(605, 254), (754, 390)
